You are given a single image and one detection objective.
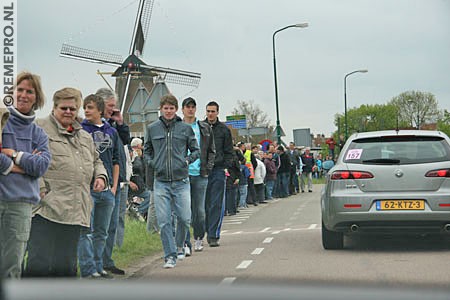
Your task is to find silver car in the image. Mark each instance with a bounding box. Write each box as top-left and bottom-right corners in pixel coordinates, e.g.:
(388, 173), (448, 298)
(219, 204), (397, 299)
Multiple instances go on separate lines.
(321, 130), (450, 249)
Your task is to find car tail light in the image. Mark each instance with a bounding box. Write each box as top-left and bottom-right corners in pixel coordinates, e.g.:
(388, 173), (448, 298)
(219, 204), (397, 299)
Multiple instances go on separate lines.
(331, 170), (374, 180)
(425, 169), (450, 178)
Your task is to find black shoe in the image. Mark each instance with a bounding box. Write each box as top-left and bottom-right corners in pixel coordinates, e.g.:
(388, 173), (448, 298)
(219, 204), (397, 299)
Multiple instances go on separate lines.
(209, 238), (220, 247)
(253, 202), (258, 206)
(308, 190), (313, 193)
(301, 190), (305, 193)
(259, 201), (268, 204)
(104, 266), (125, 275)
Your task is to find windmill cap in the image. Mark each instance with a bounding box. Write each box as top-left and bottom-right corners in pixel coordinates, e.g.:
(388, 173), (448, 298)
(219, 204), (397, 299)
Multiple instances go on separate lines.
(182, 97), (196, 107)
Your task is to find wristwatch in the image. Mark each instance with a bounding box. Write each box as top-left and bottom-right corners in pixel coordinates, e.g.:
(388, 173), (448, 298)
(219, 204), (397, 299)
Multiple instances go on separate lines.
(11, 151), (18, 163)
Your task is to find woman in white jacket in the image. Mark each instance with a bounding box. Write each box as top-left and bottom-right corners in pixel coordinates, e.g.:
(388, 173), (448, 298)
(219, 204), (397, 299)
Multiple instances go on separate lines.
(253, 152), (267, 204)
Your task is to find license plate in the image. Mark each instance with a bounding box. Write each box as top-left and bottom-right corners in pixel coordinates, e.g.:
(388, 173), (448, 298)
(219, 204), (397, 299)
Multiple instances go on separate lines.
(376, 200), (425, 210)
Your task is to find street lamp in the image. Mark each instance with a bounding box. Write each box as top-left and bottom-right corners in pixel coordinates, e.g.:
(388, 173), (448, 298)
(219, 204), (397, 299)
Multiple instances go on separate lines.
(344, 69), (368, 140)
(408, 99), (420, 129)
(273, 22), (309, 144)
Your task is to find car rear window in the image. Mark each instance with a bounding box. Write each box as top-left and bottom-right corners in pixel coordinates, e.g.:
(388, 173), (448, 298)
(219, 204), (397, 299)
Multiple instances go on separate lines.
(343, 136), (450, 164)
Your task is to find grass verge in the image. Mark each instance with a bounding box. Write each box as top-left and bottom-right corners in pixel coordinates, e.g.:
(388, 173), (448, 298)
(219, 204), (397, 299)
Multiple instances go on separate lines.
(111, 216), (162, 268)
(312, 177), (326, 184)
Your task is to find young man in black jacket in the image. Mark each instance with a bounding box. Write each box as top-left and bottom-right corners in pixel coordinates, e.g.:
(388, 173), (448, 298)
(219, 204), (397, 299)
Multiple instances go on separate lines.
(204, 101), (233, 247)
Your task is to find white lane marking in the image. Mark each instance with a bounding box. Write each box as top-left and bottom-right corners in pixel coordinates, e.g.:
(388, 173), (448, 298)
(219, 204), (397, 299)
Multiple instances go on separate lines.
(236, 260), (253, 269)
(220, 277), (236, 285)
(222, 222), (242, 225)
(251, 248), (264, 255)
(283, 228), (291, 231)
(272, 231), (281, 235)
(228, 216), (250, 219)
(221, 230), (228, 233)
(263, 237), (273, 243)
(260, 227), (271, 233)
(220, 226), (322, 236)
(308, 224), (318, 230)
(232, 231), (243, 235)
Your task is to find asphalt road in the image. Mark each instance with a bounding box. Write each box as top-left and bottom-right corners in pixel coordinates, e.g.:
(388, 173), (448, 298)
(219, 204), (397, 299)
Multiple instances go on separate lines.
(129, 185), (450, 288)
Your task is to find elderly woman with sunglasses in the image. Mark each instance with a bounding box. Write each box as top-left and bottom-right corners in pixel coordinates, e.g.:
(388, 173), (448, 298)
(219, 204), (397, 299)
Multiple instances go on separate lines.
(24, 87), (108, 277)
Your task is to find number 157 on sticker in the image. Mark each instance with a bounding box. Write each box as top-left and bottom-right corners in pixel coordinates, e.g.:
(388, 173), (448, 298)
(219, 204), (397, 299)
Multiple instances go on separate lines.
(346, 149), (363, 160)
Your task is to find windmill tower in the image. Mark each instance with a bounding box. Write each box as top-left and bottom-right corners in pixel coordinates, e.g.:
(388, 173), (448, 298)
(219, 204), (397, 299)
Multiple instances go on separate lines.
(59, 0), (200, 133)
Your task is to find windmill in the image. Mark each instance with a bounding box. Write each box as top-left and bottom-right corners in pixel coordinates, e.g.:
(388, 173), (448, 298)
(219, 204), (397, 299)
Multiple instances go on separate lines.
(59, 0), (200, 132)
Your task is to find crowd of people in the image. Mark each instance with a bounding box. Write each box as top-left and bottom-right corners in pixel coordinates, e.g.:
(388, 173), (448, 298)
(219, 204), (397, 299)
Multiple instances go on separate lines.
(0, 71), (336, 277)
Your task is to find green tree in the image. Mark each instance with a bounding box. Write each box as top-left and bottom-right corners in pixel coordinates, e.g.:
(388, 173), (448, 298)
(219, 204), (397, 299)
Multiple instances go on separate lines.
(437, 109), (450, 137)
(231, 100), (273, 145)
(334, 103), (405, 137)
(231, 100), (271, 128)
(389, 91), (440, 129)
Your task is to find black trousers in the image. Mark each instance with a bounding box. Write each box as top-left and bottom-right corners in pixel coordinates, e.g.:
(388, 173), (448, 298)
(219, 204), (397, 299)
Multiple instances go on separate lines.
(24, 215), (82, 277)
(246, 179), (257, 204)
(254, 183), (265, 203)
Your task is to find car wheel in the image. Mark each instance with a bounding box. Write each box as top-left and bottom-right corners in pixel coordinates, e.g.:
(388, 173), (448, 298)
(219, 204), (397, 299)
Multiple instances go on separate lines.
(322, 221), (344, 250)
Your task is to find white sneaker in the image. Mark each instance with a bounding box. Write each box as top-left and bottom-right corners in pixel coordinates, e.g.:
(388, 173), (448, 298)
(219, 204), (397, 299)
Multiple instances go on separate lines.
(184, 245), (191, 257)
(194, 239), (204, 252)
(163, 256), (176, 268)
(177, 250), (185, 260)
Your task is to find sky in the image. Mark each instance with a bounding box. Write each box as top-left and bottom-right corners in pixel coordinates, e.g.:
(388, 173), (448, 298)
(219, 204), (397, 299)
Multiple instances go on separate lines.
(17, 0), (450, 142)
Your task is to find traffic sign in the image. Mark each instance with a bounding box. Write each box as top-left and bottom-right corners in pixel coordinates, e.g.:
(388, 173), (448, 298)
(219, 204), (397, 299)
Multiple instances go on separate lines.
(226, 115), (247, 129)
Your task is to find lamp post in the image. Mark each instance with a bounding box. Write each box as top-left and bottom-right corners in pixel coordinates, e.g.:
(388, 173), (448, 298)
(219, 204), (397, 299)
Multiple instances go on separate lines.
(273, 22), (308, 144)
(408, 99), (420, 129)
(344, 69), (368, 140)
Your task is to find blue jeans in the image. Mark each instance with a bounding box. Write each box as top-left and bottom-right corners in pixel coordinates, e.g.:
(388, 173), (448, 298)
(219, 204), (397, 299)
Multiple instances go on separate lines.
(102, 185), (121, 269)
(78, 189), (115, 277)
(238, 184), (248, 207)
(146, 191), (158, 233)
(265, 179), (275, 199)
(154, 178), (191, 259)
(188, 176), (208, 240)
(136, 189), (152, 215)
(116, 184), (128, 247)
(205, 168), (226, 240)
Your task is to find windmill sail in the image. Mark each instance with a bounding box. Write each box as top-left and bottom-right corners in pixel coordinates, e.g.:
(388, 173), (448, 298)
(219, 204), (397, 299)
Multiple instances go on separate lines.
(60, 44), (123, 66)
(130, 0), (155, 56)
(59, 0), (201, 120)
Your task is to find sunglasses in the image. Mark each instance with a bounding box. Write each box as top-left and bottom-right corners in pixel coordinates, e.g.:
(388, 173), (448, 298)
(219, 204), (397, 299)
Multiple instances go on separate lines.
(59, 106), (77, 112)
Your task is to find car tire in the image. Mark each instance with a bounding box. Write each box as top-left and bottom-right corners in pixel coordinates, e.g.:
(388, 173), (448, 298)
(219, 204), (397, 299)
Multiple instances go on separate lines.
(322, 221), (344, 250)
